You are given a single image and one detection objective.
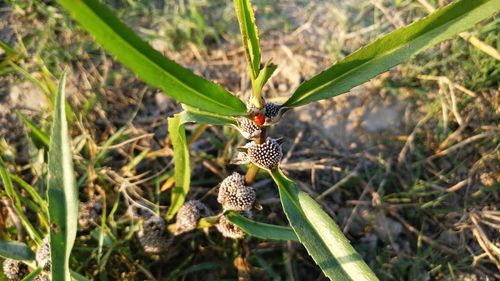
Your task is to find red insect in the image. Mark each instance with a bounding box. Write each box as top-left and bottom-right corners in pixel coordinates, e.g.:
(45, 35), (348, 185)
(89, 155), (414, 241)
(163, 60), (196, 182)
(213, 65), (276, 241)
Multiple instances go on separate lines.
(253, 112), (265, 126)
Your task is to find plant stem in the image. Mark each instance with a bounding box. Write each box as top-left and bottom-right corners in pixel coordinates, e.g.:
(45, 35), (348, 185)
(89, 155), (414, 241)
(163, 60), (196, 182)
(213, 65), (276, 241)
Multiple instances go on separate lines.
(245, 164), (259, 184)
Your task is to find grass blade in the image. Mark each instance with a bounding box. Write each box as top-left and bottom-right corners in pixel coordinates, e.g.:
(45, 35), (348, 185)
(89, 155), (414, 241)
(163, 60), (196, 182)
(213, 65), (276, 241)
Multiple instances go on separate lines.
(10, 174), (48, 214)
(21, 267), (42, 281)
(0, 158), (42, 243)
(166, 114), (191, 221)
(283, 0), (499, 108)
(47, 72), (78, 281)
(0, 240), (35, 261)
(270, 169), (378, 281)
(225, 211), (298, 241)
(0, 39), (17, 57)
(56, 0), (247, 116)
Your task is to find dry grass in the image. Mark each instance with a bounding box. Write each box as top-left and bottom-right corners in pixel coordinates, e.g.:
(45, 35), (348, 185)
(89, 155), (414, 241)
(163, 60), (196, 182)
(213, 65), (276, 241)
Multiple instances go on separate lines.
(0, 0), (498, 280)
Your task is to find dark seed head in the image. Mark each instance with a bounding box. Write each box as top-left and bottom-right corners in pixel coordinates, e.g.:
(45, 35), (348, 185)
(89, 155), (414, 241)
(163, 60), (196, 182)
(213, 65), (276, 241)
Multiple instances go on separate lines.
(264, 102), (280, 119)
(216, 210), (252, 239)
(142, 215), (165, 236)
(137, 215), (170, 254)
(138, 233), (170, 254)
(218, 172), (255, 211)
(246, 137), (283, 170)
(36, 236), (51, 272)
(175, 200), (212, 234)
(3, 259), (28, 280)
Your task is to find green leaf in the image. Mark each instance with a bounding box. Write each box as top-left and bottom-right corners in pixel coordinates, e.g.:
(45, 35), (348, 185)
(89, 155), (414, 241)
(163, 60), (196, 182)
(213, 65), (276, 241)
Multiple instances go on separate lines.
(166, 114), (191, 221)
(0, 39), (17, 57)
(253, 60), (277, 99)
(225, 211), (298, 241)
(234, 0), (261, 79)
(0, 240), (35, 261)
(16, 110), (50, 149)
(47, 72), (78, 281)
(165, 107), (238, 221)
(56, 0), (247, 116)
(270, 169), (378, 281)
(180, 106), (238, 126)
(70, 270), (90, 281)
(10, 174), (47, 211)
(284, 0), (499, 108)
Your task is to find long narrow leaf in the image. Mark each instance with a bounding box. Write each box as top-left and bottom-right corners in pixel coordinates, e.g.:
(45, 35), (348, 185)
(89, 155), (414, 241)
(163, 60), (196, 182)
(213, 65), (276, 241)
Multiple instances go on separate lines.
(180, 106), (237, 126)
(166, 115), (191, 221)
(234, 0), (261, 79)
(270, 169), (378, 281)
(10, 174), (47, 210)
(0, 240), (35, 261)
(284, 0), (499, 108)
(56, 0), (247, 116)
(225, 211), (298, 241)
(47, 72), (78, 281)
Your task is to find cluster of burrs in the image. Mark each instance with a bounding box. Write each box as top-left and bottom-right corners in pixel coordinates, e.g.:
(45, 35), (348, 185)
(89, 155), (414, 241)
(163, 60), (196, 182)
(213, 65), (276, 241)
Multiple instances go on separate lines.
(2, 235), (53, 281)
(145, 102), (283, 240)
(137, 215), (171, 254)
(124, 204), (172, 255)
(2, 259), (28, 281)
(175, 102), (284, 239)
(234, 102), (284, 170)
(216, 173), (255, 239)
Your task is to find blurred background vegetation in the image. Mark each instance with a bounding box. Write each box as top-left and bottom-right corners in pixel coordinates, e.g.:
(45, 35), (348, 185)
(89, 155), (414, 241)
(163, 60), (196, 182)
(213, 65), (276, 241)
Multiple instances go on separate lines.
(0, 0), (498, 280)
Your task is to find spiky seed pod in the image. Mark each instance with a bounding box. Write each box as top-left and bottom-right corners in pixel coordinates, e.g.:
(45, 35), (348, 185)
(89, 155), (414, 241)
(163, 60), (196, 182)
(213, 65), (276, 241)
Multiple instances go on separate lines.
(176, 200), (212, 234)
(216, 211), (252, 239)
(137, 215), (170, 254)
(142, 215), (165, 236)
(245, 137), (283, 170)
(236, 117), (261, 139)
(231, 151), (250, 165)
(218, 172), (255, 211)
(78, 198), (102, 231)
(36, 236), (51, 272)
(2, 259), (28, 280)
(138, 232), (170, 254)
(264, 102), (280, 119)
(33, 274), (50, 281)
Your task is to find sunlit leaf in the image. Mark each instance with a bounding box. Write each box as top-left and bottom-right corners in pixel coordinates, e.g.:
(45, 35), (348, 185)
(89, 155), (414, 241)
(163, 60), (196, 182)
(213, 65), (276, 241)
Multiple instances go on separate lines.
(234, 0), (261, 79)
(47, 72), (78, 281)
(270, 169), (379, 281)
(56, 0), (247, 116)
(166, 114), (191, 221)
(284, 0), (499, 108)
